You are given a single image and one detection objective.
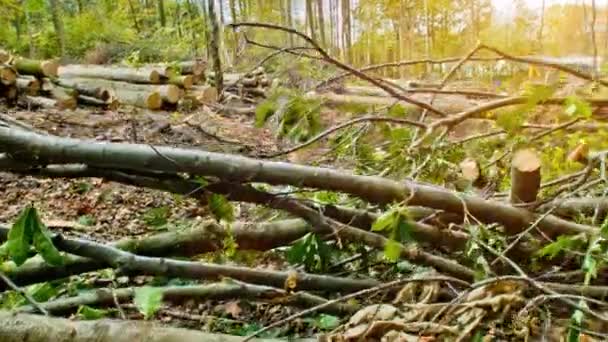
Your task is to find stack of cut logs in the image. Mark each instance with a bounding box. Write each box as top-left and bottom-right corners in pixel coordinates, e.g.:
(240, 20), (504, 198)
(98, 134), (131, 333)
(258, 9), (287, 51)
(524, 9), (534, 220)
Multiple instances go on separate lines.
(207, 66), (271, 103)
(1, 49), (272, 112)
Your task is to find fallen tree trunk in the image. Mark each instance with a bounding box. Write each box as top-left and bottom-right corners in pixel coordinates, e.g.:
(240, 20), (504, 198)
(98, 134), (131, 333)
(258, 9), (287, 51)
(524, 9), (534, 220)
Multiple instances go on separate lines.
(0, 310), (313, 342)
(341, 85), (505, 99)
(0, 128), (596, 238)
(58, 65), (161, 84)
(15, 76), (41, 95)
(14, 57), (59, 78)
(178, 60), (206, 77)
(309, 92), (475, 115)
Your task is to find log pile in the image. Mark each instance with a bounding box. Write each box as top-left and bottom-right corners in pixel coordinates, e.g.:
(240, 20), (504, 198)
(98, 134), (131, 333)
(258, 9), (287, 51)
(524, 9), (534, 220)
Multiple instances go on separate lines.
(0, 50), (223, 111)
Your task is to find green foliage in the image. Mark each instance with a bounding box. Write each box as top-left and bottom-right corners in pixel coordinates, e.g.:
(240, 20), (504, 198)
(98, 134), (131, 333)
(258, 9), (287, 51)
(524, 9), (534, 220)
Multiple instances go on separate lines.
(76, 305), (109, 320)
(536, 235), (586, 260)
(73, 182), (93, 194)
(8, 205), (62, 266)
(133, 286), (163, 319)
(141, 206), (170, 227)
(207, 194), (235, 223)
(387, 104), (408, 117)
(564, 96), (592, 119)
(311, 314), (340, 330)
(372, 204), (414, 262)
(255, 90), (323, 142)
(286, 233), (332, 273)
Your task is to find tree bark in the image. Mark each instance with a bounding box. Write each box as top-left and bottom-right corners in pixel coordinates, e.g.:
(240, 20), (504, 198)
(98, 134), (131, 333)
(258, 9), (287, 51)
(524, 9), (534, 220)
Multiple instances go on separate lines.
(53, 78), (178, 104)
(0, 65), (17, 85)
(0, 311), (315, 342)
(207, 0), (223, 95)
(15, 76), (41, 95)
(48, 0), (66, 57)
(14, 58), (59, 78)
(58, 65), (161, 84)
(509, 149), (541, 210)
(316, 0), (326, 46)
(52, 78), (111, 101)
(0, 129), (596, 239)
(157, 0), (166, 27)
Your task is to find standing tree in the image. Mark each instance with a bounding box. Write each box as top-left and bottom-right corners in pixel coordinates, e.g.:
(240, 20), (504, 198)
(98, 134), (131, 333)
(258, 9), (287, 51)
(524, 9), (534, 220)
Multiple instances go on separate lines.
(157, 0), (166, 27)
(208, 0), (223, 95)
(48, 0), (65, 56)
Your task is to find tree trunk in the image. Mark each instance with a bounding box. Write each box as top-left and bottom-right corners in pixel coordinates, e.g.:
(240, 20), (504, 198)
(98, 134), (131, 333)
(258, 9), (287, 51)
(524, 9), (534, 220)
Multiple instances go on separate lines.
(16, 76), (41, 95)
(342, 0), (352, 63)
(52, 78), (111, 100)
(59, 78), (180, 104)
(306, 0), (317, 42)
(0, 65), (17, 85)
(286, 0), (294, 46)
(317, 0), (326, 46)
(48, 0), (66, 57)
(207, 0), (223, 95)
(167, 74), (194, 89)
(127, 0), (140, 33)
(509, 149), (541, 210)
(157, 0), (166, 27)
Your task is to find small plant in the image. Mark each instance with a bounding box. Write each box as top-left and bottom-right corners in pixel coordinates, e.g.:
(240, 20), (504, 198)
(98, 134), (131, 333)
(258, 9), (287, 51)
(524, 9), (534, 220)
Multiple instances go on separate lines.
(371, 204), (414, 262)
(141, 206), (170, 227)
(286, 232), (332, 272)
(133, 286), (163, 319)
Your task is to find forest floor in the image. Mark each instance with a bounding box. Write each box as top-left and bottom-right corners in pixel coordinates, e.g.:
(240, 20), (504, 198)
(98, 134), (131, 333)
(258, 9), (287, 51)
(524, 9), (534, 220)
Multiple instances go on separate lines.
(0, 103), (358, 338)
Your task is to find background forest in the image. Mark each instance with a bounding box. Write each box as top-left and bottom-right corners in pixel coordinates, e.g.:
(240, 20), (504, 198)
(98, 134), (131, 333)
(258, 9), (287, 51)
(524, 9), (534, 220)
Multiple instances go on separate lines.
(2, 0), (607, 72)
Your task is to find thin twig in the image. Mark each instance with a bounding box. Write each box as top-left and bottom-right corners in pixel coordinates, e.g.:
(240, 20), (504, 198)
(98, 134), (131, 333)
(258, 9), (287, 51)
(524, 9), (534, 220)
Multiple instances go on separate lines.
(0, 270), (48, 315)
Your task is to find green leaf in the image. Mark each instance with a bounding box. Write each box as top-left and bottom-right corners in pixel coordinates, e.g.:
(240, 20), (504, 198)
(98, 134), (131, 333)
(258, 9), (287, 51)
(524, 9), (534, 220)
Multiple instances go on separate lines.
(601, 216), (608, 239)
(142, 207), (170, 227)
(564, 96), (592, 119)
(536, 235), (584, 259)
(372, 210), (397, 232)
(8, 206), (37, 266)
(33, 228), (63, 266)
(133, 287), (164, 319)
(207, 194), (235, 222)
(394, 219), (414, 243)
(315, 314), (340, 330)
(76, 305), (109, 320)
(387, 104), (407, 117)
(384, 239), (402, 262)
(286, 233), (331, 272)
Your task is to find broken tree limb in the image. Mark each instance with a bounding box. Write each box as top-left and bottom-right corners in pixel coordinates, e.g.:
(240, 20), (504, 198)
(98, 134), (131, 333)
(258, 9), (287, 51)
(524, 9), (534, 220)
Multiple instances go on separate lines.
(0, 217), (308, 288)
(58, 65), (161, 84)
(0, 310), (315, 342)
(18, 281), (357, 316)
(552, 197), (608, 219)
(0, 128), (596, 238)
(52, 233), (380, 293)
(510, 149), (541, 207)
(14, 57), (59, 78)
(308, 92), (474, 115)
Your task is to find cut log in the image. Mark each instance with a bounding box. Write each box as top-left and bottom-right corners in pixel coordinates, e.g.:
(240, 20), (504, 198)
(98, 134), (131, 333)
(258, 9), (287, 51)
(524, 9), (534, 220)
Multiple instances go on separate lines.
(178, 60), (206, 76)
(14, 57), (59, 78)
(52, 78), (111, 101)
(47, 85), (78, 110)
(189, 85), (218, 103)
(23, 95), (65, 109)
(16, 76), (41, 95)
(459, 158), (481, 183)
(510, 148), (541, 209)
(0, 65), (17, 85)
(0, 49), (10, 64)
(168, 74), (194, 89)
(78, 95), (120, 110)
(567, 142), (590, 164)
(0, 84), (17, 100)
(113, 89), (162, 109)
(58, 65), (161, 84)
(58, 78), (180, 104)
